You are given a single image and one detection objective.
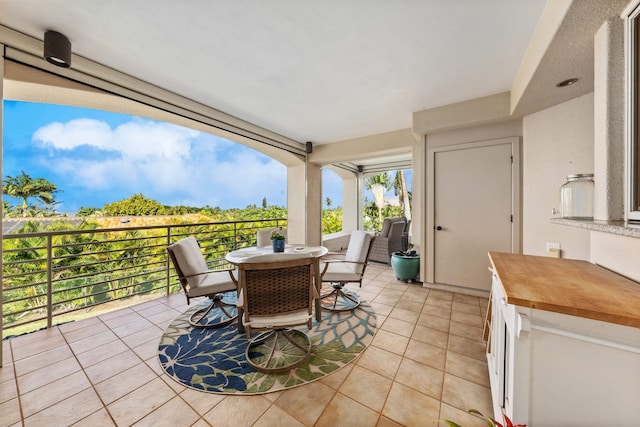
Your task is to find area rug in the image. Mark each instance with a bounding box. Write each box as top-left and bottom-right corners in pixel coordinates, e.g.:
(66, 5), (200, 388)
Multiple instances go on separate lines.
(158, 290), (376, 394)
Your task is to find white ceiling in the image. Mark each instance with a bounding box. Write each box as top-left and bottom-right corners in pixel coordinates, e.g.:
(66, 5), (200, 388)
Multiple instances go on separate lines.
(0, 0), (547, 145)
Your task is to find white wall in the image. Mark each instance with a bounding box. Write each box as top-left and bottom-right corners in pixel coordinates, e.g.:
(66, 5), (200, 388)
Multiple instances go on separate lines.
(522, 93), (594, 259)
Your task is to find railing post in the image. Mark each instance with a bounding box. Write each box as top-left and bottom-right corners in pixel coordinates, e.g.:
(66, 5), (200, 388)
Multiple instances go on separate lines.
(46, 235), (53, 329)
(166, 227), (171, 295)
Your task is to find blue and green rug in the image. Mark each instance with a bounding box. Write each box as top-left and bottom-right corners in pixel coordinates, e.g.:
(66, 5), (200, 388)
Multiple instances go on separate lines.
(158, 290), (376, 395)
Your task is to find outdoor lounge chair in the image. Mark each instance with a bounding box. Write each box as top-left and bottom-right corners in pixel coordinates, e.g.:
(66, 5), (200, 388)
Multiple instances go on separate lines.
(167, 237), (238, 328)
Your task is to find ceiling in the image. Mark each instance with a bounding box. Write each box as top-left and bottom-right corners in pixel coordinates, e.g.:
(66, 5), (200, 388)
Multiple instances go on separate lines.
(0, 0), (548, 146)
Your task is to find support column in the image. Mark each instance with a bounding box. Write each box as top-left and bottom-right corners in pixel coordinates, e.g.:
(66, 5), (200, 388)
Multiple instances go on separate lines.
(594, 18), (624, 220)
(287, 161), (322, 246)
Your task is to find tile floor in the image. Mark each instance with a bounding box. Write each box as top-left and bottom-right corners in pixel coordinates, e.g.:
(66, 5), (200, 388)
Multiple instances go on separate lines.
(0, 264), (492, 427)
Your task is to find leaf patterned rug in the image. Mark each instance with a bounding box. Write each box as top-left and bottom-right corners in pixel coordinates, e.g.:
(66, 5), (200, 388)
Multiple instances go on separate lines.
(158, 291), (377, 394)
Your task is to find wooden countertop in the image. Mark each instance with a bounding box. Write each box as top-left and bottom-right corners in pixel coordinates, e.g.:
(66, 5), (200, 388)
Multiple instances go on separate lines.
(488, 252), (640, 328)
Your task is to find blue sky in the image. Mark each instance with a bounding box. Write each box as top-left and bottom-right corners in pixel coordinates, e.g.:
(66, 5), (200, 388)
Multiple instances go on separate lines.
(3, 101), (410, 215)
(3, 100), (348, 214)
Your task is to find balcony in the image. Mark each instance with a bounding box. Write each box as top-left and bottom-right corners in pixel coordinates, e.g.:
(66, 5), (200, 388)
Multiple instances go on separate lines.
(1, 222), (491, 426)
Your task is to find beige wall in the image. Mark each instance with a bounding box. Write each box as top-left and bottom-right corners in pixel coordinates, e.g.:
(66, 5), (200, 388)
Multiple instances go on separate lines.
(522, 93), (593, 259)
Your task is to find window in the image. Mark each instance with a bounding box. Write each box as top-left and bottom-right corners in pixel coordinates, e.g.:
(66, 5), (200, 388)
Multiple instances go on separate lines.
(626, 2), (640, 220)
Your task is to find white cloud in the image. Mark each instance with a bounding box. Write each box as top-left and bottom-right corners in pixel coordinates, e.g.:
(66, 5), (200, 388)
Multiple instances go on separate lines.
(32, 118), (287, 209)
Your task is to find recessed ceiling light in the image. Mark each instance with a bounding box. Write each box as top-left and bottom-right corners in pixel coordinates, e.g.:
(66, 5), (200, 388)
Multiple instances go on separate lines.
(556, 78), (578, 87)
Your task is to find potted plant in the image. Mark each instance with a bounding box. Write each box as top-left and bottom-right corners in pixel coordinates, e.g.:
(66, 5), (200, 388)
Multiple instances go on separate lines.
(391, 248), (419, 283)
(270, 229), (286, 252)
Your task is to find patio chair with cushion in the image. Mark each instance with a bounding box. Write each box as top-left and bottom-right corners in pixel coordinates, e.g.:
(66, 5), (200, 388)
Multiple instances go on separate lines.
(320, 230), (374, 311)
(237, 253), (316, 373)
(369, 217), (407, 264)
(256, 227), (287, 247)
(167, 236), (238, 328)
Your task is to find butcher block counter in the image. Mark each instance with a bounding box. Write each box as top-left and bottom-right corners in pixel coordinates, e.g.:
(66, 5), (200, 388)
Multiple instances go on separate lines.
(488, 251), (640, 328)
(485, 252), (640, 426)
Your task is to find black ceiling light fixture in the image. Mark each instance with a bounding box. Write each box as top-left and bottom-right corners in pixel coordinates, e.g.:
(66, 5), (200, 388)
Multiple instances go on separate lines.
(44, 30), (71, 67)
(556, 78), (578, 88)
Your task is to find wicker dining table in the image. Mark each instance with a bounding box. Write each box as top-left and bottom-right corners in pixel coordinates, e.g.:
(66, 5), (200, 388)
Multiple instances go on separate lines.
(225, 245), (329, 330)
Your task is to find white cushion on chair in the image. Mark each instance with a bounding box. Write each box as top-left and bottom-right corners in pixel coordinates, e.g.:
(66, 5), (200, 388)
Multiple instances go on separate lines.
(169, 237), (209, 288)
(344, 231), (372, 274)
(243, 311), (312, 329)
(187, 270), (237, 297)
(322, 262), (362, 282)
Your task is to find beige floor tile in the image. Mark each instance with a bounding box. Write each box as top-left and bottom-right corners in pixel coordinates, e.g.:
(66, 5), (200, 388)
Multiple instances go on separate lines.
(98, 307), (135, 321)
(404, 339), (446, 371)
(107, 377), (176, 426)
(377, 416), (404, 427)
(452, 301), (482, 316)
(23, 388), (104, 427)
(367, 302), (394, 317)
(13, 344), (74, 377)
(382, 382), (440, 427)
(0, 365), (16, 388)
(179, 387), (226, 415)
(95, 362), (157, 404)
(10, 331), (66, 361)
(395, 298), (425, 313)
(62, 322), (110, 343)
(388, 307), (420, 323)
(450, 311), (483, 328)
(111, 318), (156, 339)
(449, 321), (484, 342)
(395, 358), (444, 399)
(411, 324), (449, 349)
(75, 339), (130, 369)
(145, 308), (182, 325)
(371, 330), (409, 356)
(447, 334), (486, 362)
(372, 293), (402, 306)
(428, 289), (454, 301)
(424, 297), (453, 311)
(453, 293), (482, 306)
(57, 316), (102, 334)
(0, 398), (22, 426)
(0, 377), (18, 404)
(275, 380), (335, 425)
(133, 395), (200, 426)
(441, 374), (492, 417)
(445, 352), (490, 387)
(421, 302), (452, 319)
(17, 357), (81, 394)
(85, 350), (142, 384)
(318, 363), (353, 390)
(203, 394), (271, 427)
(121, 324), (163, 348)
(253, 405), (305, 427)
(130, 337), (161, 361)
(339, 366), (392, 412)
(21, 370), (91, 417)
(71, 408), (116, 426)
(101, 311), (144, 329)
(380, 317), (415, 338)
(315, 393), (380, 427)
(69, 329), (119, 355)
(135, 301), (173, 318)
(356, 344), (402, 379)
(417, 313), (451, 332)
(262, 389), (283, 403)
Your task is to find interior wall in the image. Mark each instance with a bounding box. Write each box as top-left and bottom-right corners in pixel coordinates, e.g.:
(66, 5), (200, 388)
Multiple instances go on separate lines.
(522, 93), (594, 259)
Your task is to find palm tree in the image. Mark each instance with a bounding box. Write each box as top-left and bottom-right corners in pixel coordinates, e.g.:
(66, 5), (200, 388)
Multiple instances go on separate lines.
(3, 171), (60, 217)
(392, 170), (411, 221)
(364, 172), (391, 229)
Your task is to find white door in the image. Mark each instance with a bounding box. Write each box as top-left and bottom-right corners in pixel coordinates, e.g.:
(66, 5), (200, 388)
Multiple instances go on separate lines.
(433, 142), (513, 292)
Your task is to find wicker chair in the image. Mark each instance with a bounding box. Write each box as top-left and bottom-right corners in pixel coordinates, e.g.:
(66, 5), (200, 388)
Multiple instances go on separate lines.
(167, 237), (238, 328)
(237, 253), (316, 373)
(369, 217), (407, 264)
(320, 230), (374, 311)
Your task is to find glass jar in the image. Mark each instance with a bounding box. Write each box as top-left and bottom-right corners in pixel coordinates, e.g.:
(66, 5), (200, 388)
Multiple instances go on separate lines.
(560, 174), (594, 219)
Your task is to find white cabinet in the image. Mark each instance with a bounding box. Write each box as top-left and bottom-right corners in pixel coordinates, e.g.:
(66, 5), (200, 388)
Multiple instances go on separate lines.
(487, 253), (640, 427)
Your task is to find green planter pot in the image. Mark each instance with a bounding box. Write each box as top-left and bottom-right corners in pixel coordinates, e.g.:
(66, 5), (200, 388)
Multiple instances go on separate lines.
(391, 252), (420, 283)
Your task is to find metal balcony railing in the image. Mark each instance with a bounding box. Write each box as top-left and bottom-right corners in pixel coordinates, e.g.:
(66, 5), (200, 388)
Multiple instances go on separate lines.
(1, 218), (286, 336)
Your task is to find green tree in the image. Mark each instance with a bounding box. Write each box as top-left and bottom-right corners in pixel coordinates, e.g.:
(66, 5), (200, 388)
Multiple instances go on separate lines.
(262, 197), (267, 208)
(3, 171), (60, 217)
(364, 172), (391, 229)
(392, 169), (411, 221)
(102, 194), (166, 216)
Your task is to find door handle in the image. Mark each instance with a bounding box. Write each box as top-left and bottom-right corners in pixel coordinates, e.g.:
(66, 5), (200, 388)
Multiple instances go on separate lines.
(435, 226), (443, 231)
